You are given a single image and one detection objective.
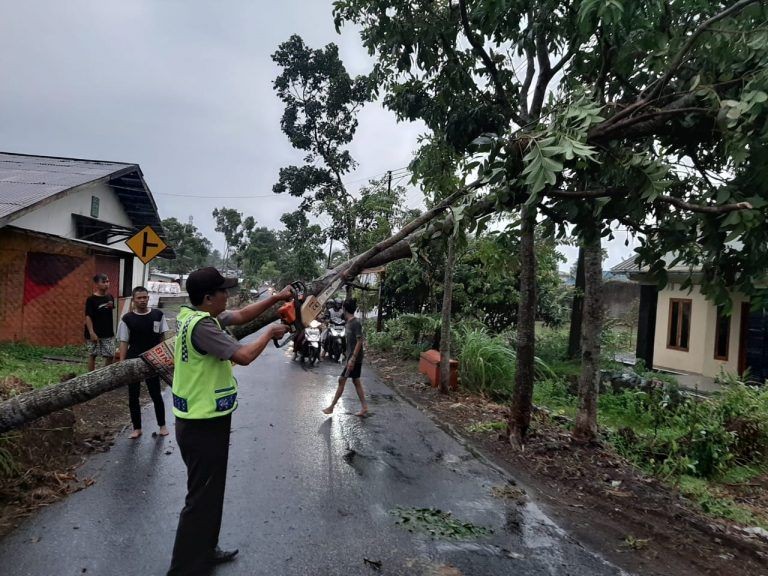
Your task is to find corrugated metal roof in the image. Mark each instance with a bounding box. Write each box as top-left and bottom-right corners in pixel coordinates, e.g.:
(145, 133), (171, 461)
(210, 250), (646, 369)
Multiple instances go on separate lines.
(610, 255), (640, 273)
(0, 152), (174, 259)
(0, 152), (132, 220)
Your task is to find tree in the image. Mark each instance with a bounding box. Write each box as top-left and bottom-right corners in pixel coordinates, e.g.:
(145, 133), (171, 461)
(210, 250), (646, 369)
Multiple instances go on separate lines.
(572, 232), (603, 443)
(438, 233), (456, 394)
(241, 227), (280, 279)
(205, 249), (223, 269)
(212, 207), (254, 272)
(156, 217), (211, 275)
(348, 175), (408, 254)
(334, 0), (768, 444)
(255, 261), (281, 286)
(272, 34), (371, 257)
(276, 210), (326, 284)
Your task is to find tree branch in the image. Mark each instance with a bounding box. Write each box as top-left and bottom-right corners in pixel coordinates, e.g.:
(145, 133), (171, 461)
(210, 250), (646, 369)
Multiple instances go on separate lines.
(644, 0), (760, 100)
(529, 29), (552, 117)
(457, 0), (525, 126)
(547, 186), (752, 214)
(656, 196), (752, 214)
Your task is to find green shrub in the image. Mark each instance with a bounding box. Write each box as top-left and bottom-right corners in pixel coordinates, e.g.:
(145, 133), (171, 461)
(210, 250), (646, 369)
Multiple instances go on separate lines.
(458, 330), (517, 399)
(377, 313), (441, 359)
(535, 328), (569, 365)
(366, 330), (395, 352)
(456, 328), (556, 401)
(533, 378), (576, 415)
(603, 381), (768, 479)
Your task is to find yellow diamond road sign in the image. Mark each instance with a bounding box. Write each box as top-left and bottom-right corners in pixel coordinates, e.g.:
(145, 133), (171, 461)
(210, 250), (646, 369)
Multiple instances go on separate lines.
(126, 226), (168, 265)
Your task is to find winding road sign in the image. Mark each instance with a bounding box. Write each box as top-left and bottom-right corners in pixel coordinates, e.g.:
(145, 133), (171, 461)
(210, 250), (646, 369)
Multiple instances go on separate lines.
(126, 226), (167, 264)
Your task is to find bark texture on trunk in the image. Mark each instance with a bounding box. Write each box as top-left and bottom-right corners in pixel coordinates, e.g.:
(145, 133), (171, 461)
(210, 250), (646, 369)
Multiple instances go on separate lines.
(439, 235), (456, 394)
(508, 207), (536, 446)
(572, 237), (604, 443)
(0, 360), (154, 434)
(567, 247), (585, 359)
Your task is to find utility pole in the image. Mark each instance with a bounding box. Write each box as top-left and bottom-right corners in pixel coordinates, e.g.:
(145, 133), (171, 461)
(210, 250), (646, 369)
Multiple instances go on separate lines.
(326, 238), (334, 270)
(387, 170), (392, 195)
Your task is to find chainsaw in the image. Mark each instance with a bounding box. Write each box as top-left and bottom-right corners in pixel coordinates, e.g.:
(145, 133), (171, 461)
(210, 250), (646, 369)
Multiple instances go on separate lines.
(273, 275), (347, 348)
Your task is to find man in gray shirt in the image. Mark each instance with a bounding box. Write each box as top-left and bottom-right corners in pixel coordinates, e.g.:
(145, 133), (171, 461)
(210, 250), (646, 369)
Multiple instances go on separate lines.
(322, 298), (368, 417)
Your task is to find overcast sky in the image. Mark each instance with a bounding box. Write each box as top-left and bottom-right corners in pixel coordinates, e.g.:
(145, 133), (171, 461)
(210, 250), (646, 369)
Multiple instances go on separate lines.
(0, 1), (636, 271)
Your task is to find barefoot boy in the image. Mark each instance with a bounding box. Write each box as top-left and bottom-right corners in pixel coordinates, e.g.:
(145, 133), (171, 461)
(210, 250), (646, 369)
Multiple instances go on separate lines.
(323, 298), (368, 417)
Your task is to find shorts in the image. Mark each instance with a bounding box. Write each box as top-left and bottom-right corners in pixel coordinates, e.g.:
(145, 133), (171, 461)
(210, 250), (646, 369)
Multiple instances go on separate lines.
(341, 361), (363, 380)
(86, 337), (116, 358)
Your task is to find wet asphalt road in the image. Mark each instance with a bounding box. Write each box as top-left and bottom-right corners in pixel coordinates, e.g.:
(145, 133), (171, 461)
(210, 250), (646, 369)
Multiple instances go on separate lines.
(0, 333), (625, 576)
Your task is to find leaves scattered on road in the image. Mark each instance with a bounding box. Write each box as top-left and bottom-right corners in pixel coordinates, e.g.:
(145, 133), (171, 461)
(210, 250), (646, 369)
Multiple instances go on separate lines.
(390, 506), (492, 539)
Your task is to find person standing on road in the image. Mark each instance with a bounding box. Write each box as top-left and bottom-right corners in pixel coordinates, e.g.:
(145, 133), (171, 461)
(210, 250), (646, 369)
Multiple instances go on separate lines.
(167, 267), (291, 576)
(84, 273), (115, 372)
(117, 286), (169, 440)
(323, 298), (368, 417)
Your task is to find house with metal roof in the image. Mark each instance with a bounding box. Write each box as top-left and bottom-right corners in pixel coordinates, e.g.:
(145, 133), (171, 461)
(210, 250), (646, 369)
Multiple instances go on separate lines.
(0, 152), (174, 346)
(611, 254), (767, 384)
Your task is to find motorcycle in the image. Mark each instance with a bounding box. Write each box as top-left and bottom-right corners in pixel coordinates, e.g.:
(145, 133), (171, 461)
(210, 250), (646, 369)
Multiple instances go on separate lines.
(324, 317), (346, 363)
(294, 320), (322, 366)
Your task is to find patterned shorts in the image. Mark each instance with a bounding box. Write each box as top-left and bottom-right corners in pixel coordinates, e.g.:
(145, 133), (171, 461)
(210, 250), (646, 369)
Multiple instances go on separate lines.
(86, 337), (116, 358)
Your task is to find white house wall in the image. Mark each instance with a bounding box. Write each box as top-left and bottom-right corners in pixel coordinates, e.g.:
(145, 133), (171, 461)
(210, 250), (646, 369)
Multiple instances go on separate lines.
(653, 283), (746, 378)
(12, 180), (133, 251)
(12, 178), (149, 294)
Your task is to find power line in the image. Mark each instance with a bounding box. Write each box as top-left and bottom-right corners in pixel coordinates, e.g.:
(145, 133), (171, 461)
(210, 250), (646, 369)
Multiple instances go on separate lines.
(154, 166), (413, 199)
(155, 191), (278, 199)
(342, 166), (410, 186)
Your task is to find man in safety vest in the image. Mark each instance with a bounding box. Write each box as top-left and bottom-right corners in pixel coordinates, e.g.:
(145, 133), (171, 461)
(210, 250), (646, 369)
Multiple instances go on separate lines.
(167, 267), (291, 576)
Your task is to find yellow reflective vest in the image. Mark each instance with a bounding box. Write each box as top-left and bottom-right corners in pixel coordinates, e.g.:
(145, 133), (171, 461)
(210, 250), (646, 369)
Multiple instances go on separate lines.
(172, 306), (238, 419)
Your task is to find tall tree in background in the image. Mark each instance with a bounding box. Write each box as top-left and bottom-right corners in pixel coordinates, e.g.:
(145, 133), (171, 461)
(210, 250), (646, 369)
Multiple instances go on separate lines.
(347, 175), (407, 254)
(276, 210), (327, 284)
(241, 227), (280, 280)
(156, 217), (211, 275)
(205, 249), (223, 269)
(272, 34), (372, 258)
(212, 207), (255, 273)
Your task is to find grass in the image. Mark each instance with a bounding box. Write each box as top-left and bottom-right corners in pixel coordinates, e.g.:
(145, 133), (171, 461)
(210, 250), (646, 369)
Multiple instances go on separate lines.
(0, 342), (88, 389)
(677, 475), (768, 529)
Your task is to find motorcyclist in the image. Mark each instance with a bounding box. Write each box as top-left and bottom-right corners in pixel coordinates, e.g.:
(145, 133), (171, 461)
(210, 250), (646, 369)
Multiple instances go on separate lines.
(320, 299), (344, 359)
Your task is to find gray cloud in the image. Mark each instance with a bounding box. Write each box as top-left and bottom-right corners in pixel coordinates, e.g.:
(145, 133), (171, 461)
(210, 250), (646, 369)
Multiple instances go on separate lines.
(0, 0), (423, 255)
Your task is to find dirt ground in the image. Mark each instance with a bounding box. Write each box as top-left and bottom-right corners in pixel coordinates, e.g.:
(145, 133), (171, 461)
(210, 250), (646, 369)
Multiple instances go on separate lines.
(0, 374), (140, 537)
(367, 350), (768, 576)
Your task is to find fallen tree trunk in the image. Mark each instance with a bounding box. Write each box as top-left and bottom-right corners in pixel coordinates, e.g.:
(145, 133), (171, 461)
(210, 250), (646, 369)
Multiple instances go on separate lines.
(0, 184), (475, 434)
(0, 360), (154, 434)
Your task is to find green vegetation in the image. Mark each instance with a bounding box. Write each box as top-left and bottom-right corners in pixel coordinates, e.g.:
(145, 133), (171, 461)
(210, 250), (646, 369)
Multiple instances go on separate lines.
(370, 317), (768, 528)
(0, 343), (87, 390)
(390, 506), (493, 539)
(466, 421), (506, 434)
(677, 475), (767, 529)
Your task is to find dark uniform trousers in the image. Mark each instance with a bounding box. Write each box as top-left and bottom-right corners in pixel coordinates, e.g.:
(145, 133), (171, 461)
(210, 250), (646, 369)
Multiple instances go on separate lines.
(167, 414), (232, 576)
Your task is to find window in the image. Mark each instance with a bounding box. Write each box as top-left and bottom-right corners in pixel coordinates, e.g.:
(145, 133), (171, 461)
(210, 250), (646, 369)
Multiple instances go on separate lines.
(714, 305), (730, 361)
(90, 195), (100, 218)
(668, 299), (692, 351)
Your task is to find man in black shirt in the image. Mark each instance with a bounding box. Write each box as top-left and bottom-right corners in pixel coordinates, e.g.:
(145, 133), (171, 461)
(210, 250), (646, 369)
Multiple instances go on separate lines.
(84, 273), (116, 372)
(118, 286), (169, 439)
(322, 298), (368, 417)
